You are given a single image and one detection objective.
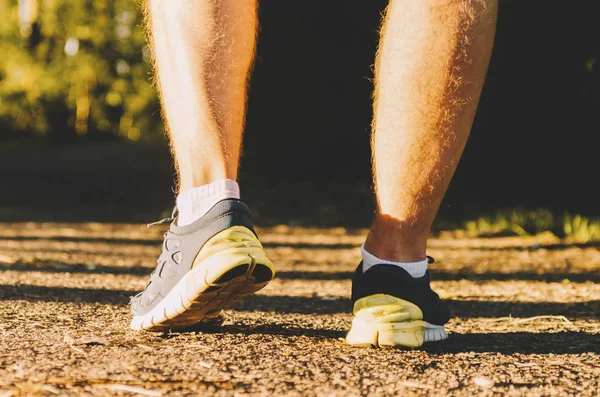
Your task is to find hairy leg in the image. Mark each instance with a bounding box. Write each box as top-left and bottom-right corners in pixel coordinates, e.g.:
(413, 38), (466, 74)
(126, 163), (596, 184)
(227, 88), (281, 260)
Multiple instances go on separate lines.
(366, 0), (497, 261)
(146, 0), (258, 191)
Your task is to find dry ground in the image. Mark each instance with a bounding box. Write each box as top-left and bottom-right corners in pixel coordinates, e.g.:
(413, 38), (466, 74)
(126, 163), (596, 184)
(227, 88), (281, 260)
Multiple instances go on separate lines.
(0, 222), (599, 396)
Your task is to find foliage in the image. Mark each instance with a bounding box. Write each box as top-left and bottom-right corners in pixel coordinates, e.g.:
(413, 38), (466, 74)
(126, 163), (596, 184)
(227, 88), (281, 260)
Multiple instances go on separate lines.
(455, 209), (600, 243)
(563, 215), (600, 243)
(0, 0), (162, 141)
(461, 209), (555, 238)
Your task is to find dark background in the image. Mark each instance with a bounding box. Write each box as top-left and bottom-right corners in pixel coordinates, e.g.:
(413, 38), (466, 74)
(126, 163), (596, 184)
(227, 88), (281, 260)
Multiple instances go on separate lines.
(244, 0), (600, 216)
(1, 0), (599, 225)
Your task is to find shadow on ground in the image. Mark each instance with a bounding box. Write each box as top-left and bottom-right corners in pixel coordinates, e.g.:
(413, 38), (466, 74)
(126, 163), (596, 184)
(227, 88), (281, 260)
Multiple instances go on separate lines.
(169, 324), (599, 355)
(3, 261), (600, 284)
(0, 235), (358, 250)
(422, 332), (599, 355)
(6, 234), (600, 251)
(1, 282), (598, 357)
(151, 325), (597, 356)
(2, 284), (598, 320)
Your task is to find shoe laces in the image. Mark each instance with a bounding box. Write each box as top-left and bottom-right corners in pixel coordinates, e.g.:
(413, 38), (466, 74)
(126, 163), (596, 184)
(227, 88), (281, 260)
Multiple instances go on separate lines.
(132, 208), (182, 302)
(146, 207), (178, 228)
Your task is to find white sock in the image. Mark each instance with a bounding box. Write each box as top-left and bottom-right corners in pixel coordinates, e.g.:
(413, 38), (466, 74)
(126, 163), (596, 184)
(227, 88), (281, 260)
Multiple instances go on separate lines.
(176, 179), (240, 226)
(360, 244), (428, 278)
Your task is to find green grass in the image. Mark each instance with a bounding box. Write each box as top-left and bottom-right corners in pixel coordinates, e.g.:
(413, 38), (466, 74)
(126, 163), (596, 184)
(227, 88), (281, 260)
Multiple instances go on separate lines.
(445, 209), (600, 242)
(563, 214), (600, 242)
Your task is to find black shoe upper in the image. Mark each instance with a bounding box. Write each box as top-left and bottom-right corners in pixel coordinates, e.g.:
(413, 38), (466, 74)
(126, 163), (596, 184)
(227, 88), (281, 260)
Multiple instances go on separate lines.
(351, 262), (450, 326)
(130, 199), (256, 317)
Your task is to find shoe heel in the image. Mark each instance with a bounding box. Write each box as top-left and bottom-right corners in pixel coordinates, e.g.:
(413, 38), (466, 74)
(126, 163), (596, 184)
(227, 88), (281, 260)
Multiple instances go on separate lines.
(190, 226), (275, 287)
(346, 315), (379, 347)
(346, 294), (426, 348)
(377, 321), (425, 348)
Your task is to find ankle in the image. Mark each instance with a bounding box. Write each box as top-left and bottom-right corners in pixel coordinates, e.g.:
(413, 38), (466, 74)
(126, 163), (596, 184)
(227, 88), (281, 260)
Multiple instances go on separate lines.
(361, 243), (429, 277)
(179, 168), (231, 193)
(176, 179), (240, 226)
(364, 239), (426, 263)
(364, 216), (429, 262)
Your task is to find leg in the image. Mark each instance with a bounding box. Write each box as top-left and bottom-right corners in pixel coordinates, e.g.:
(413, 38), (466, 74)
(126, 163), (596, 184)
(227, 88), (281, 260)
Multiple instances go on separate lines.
(130, 0), (275, 331)
(148, 0), (257, 190)
(348, 0), (497, 347)
(366, 0), (497, 261)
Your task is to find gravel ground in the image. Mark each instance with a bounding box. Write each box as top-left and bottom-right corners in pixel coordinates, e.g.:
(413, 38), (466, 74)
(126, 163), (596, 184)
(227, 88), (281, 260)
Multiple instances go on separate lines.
(1, 223), (599, 396)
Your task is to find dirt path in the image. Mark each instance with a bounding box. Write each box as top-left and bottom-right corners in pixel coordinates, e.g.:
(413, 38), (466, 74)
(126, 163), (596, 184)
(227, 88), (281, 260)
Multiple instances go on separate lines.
(0, 223), (599, 396)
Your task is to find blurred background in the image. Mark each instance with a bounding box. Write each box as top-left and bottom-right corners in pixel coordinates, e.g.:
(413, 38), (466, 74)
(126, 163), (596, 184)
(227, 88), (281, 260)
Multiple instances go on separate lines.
(0, 0), (599, 238)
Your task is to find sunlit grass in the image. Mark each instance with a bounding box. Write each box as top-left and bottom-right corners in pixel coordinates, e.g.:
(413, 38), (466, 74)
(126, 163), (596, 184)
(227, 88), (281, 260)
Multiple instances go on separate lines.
(563, 214), (600, 242)
(448, 209), (600, 242)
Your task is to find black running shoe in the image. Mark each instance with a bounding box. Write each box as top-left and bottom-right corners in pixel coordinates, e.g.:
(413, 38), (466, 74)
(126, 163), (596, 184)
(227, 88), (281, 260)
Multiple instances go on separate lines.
(346, 258), (449, 347)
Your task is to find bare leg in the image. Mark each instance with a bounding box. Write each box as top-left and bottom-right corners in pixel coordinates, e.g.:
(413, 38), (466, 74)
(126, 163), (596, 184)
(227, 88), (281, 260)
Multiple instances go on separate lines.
(365, 0), (497, 262)
(146, 0), (257, 191)
(131, 0), (275, 332)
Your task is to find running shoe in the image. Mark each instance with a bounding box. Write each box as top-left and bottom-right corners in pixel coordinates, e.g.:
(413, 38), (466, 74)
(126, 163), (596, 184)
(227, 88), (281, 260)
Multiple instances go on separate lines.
(130, 199), (275, 331)
(346, 258), (449, 347)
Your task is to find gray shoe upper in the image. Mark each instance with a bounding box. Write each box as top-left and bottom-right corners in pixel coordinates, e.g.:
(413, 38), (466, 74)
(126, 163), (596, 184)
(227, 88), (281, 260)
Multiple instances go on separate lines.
(130, 199), (256, 317)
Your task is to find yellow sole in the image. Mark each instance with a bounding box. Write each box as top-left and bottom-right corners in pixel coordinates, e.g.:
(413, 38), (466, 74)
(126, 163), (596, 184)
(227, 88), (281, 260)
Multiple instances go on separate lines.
(346, 294), (447, 348)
